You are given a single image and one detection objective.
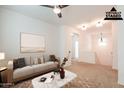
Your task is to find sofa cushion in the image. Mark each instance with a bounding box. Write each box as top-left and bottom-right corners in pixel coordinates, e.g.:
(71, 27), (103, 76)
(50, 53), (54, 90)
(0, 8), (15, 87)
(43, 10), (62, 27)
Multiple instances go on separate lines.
(13, 66), (33, 79)
(32, 62), (58, 73)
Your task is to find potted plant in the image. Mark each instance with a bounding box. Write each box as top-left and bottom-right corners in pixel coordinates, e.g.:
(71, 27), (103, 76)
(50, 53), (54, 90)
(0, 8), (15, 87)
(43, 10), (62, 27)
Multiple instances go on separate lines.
(59, 57), (68, 79)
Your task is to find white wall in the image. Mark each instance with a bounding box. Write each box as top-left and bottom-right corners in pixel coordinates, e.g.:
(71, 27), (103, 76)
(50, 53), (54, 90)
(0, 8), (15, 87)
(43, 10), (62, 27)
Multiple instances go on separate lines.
(117, 6), (124, 85)
(91, 32), (113, 66)
(0, 8), (60, 65)
(118, 20), (124, 85)
(0, 7), (93, 66)
(58, 26), (93, 63)
(79, 32), (95, 63)
(79, 52), (96, 64)
(58, 26), (79, 62)
(112, 21), (118, 70)
(58, 26), (66, 61)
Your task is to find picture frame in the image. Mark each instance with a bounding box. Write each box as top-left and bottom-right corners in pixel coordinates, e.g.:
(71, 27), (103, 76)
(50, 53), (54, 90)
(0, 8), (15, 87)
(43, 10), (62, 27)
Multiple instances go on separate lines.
(20, 32), (45, 53)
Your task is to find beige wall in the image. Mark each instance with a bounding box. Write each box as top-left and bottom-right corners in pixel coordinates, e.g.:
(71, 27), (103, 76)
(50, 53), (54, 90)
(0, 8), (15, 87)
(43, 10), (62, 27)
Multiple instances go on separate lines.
(91, 33), (113, 66)
(112, 22), (118, 70)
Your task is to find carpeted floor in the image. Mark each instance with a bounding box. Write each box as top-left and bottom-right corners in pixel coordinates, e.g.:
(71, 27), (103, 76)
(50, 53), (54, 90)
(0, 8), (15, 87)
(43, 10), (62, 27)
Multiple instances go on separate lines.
(12, 62), (124, 88)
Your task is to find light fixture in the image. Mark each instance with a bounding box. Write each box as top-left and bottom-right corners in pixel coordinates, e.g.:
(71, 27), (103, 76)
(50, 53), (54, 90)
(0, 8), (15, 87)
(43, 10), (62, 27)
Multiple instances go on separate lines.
(0, 52), (5, 60)
(78, 24), (87, 31)
(77, 18), (108, 31)
(96, 20), (103, 27)
(81, 25), (87, 30)
(98, 33), (107, 46)
(53, 5), (61, 14)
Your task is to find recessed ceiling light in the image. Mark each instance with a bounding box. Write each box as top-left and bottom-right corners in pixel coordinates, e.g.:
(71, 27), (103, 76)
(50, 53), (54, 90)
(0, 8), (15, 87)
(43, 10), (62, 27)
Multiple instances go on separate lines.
(78, 24), (87, 31)
(81, 25), (87, 30)
(96, 20), (103, 27)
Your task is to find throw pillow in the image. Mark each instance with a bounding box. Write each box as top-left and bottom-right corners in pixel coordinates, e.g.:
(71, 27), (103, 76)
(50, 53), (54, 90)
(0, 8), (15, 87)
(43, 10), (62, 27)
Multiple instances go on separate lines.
(13, 59), (19, 70)
(13, 58), (26, 70)
(33, 58), (38, 65)
(36, 56), (45, 64)
(38, 58), (41, 64)
(49, 55), (56, 61)
(17, 58), (26, 68)
(40, 56), (45, 63)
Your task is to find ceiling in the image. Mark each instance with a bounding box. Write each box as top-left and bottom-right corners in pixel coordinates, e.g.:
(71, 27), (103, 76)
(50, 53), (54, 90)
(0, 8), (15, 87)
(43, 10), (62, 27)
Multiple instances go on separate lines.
(0, 5), (113, 31)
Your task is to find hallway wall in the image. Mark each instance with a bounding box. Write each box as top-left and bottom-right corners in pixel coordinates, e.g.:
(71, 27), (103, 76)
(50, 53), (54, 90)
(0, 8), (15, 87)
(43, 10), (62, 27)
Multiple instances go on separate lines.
(91, 32), (113, 66)
(117, 6), (124, 85)
(58, 26), (92, 63)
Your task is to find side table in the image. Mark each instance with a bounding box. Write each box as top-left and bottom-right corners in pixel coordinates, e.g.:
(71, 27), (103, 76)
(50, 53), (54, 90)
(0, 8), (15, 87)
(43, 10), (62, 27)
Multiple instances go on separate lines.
(0, 67), (7, 87)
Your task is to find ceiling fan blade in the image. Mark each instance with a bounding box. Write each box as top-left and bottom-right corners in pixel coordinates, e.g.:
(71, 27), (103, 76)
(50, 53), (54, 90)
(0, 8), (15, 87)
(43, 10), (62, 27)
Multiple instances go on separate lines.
(40, 5), (69, 18)
(41, 5), (54, 8)
(59, 5), (69, 9)
(57, 13), (62, 18)
(41, 5), (69, 9)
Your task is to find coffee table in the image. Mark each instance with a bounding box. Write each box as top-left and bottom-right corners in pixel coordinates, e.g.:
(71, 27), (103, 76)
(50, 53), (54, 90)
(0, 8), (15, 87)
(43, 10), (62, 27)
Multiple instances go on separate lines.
(32, 70), (77, 88)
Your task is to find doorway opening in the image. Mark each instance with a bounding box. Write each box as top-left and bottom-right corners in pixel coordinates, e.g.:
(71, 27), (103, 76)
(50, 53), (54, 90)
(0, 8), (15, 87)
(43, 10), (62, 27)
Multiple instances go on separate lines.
(72, 33), (79, 61)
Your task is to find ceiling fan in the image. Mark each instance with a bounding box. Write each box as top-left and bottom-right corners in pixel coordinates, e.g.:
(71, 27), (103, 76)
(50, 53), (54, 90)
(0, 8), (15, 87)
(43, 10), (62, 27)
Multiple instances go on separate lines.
(41, 5), (69, 18)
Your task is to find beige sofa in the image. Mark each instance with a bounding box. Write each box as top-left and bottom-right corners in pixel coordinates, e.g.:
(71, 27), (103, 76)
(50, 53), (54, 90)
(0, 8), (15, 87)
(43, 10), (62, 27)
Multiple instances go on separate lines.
(7, 61), (58, 83)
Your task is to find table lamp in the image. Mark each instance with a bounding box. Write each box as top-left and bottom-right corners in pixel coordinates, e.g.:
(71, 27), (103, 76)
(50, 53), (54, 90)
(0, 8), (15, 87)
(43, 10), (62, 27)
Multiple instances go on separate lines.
(0, 52), (5, 60)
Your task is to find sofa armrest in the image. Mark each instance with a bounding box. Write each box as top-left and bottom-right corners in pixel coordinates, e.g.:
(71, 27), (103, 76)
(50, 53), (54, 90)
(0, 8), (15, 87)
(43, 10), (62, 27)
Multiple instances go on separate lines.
(7, 61), (13, 69)
(7, 61), (13, 84)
